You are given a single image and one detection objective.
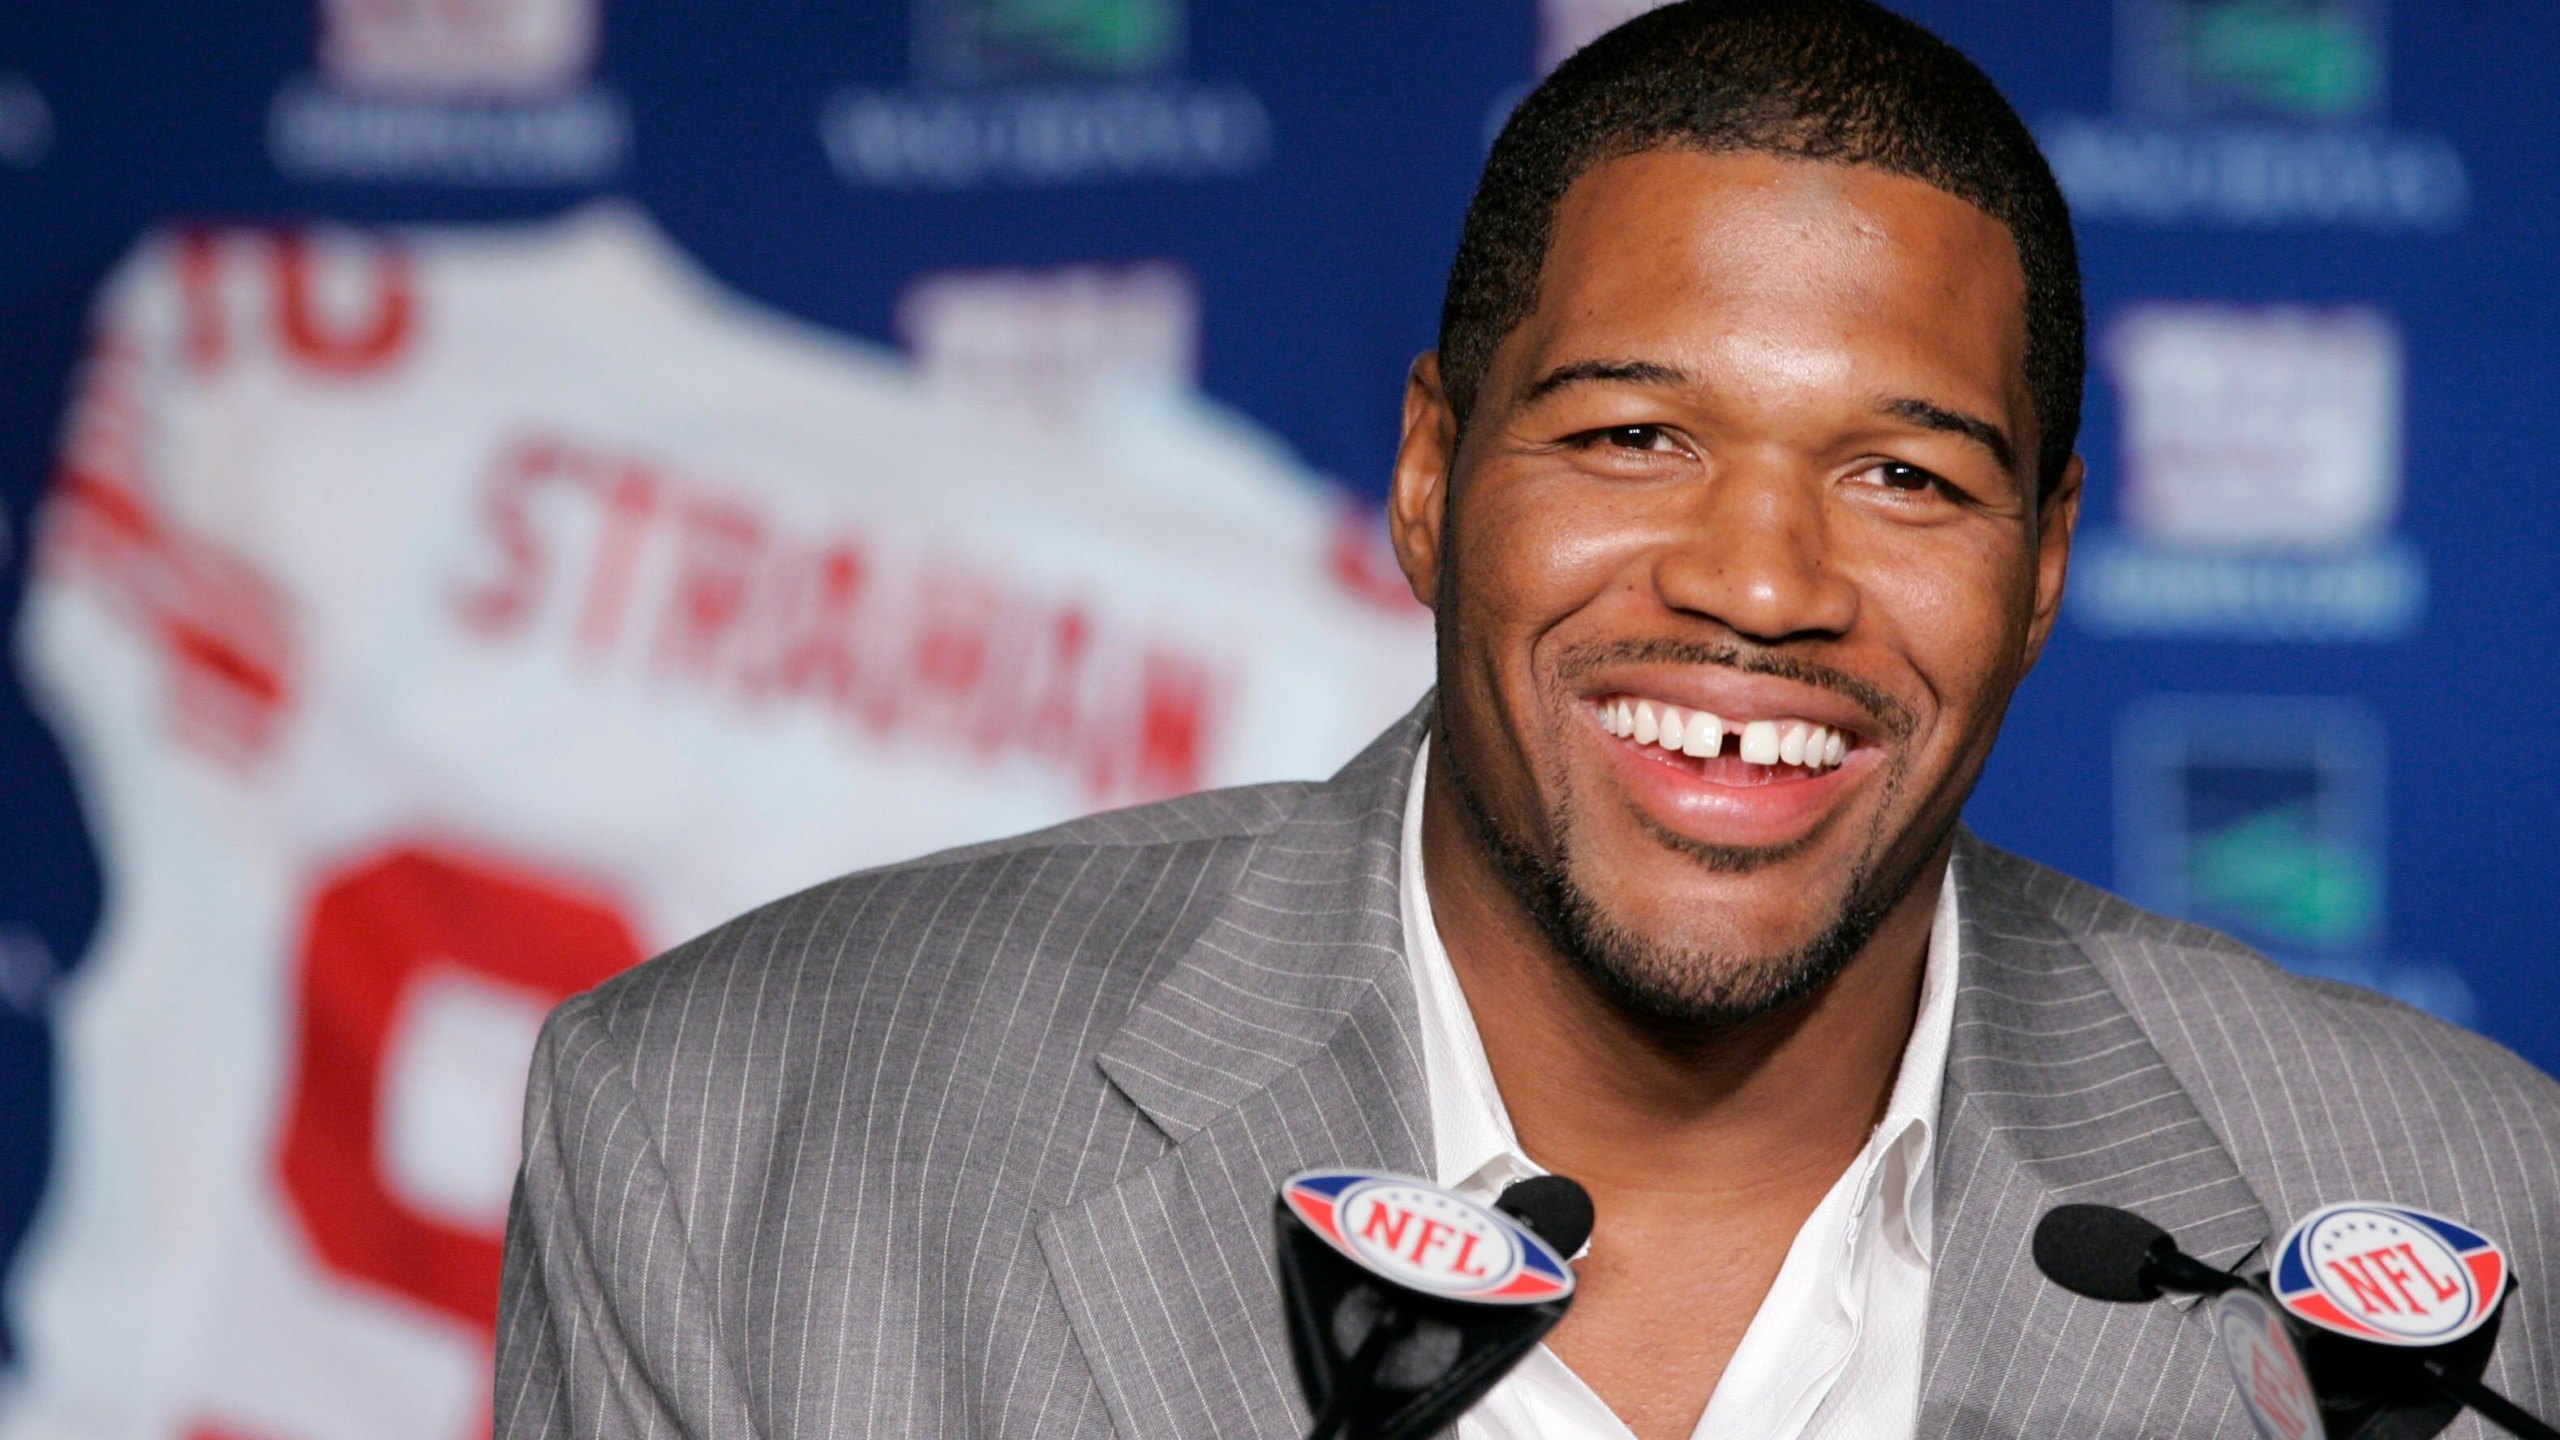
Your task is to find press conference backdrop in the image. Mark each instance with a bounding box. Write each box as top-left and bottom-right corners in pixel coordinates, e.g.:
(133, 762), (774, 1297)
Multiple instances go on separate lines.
(0, 0), (2553, 1435)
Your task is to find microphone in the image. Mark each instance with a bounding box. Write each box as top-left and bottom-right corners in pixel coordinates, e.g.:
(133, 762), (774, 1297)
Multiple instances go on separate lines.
(2032, 1201), (2558, 1440)
(1496, 1174), (1596, 1256)
(1274, 1169), (1588, 1440)
(2034, 1202), (2244, 1302)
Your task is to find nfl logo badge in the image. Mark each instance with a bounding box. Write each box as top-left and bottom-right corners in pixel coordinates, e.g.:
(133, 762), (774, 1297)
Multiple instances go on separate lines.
(2212, 1289), (2322, 1440)
(2272, 1201), (2507, 1346)
(1281, 1170), (1573, 1304)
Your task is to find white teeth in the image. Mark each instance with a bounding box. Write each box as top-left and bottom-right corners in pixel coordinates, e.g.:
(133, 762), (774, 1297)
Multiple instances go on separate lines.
(1603, 696), (1847, 769)
(1739, 720), (1781, 764)
(1683, 713), (1720, 757)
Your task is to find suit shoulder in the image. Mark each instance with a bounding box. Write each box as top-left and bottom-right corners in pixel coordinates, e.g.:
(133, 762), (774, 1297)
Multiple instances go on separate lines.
(522, 787), (1295, 1241)
(864, 775), (1319, 874)
(1967, 838), (2560, 1135)
(512, 795), (1279, 1331)
(565, 779), (1305, 1071)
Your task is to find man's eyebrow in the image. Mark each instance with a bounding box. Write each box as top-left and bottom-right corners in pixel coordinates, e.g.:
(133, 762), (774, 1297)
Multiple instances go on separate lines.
(1518, 358), (1693, 406)
(1877, 396), (2017, 474)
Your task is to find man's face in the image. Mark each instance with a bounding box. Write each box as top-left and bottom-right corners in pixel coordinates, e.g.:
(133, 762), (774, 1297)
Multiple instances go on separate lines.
(1392, 148), (2081, 1022)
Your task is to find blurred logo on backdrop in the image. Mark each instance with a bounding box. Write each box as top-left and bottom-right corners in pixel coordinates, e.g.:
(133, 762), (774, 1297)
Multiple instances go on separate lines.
(2115, 695), (2475, 1024)
(267, 0), (629, 185)
(821, 0), (1271, 188)
(2072, 304), (2426, 641)
(2119, 0), (2387, 119)
(2041, 0), (2468, 230)
(894, 261), (1424, 614)
(0, 73), (52, 168)
(899, 261), (1199, 421)
(918, 0), (1183, 82)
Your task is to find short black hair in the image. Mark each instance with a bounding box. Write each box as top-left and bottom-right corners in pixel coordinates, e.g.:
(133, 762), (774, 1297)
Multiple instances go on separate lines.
(1438, 0), (2084, 497)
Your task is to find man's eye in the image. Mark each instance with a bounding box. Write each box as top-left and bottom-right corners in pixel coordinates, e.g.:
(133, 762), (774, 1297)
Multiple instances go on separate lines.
(1867, 461), (1941, 493)
(1577, 425), (1677, 453)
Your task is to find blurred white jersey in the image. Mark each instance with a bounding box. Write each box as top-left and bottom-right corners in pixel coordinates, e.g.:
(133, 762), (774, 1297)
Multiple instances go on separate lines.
(2, 205), (1431, 1440)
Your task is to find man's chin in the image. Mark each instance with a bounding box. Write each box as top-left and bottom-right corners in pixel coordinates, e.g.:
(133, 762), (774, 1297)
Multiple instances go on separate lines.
(1547, 884), (1888, 1029)
(1544, 814), (1952, 1029)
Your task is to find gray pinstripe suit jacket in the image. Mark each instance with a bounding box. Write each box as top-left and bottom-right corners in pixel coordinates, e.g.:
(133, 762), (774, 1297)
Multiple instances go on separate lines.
(497, 707), (2560, 1439)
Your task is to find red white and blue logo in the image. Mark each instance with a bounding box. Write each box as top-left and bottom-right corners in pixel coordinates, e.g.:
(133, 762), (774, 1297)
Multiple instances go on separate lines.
(2271, 1201), (2507, 1346)
(1281, 1169), (1574, 1305)
(2213, 1289), (2322, 1440)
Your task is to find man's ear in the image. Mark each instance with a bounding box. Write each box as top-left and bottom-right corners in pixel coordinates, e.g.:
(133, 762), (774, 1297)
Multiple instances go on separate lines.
(2022, 453), (2084, 672)
(1389, 352), (1460, 610)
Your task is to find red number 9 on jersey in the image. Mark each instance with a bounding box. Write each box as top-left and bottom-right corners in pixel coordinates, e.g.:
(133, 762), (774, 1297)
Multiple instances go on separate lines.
(277, 847), (643, 1332)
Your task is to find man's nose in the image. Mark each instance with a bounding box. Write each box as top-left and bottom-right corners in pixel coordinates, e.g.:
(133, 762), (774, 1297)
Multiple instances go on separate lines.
(1648, 460), (1859, 643)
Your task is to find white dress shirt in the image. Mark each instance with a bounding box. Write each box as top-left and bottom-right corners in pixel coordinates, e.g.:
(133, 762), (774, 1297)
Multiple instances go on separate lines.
(1398, 739), (1958, 1440)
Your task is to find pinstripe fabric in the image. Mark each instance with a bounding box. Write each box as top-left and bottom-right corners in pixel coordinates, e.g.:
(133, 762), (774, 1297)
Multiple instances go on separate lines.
(1930, 847), (2560, 1438)
(498, 705), (2560, 1439)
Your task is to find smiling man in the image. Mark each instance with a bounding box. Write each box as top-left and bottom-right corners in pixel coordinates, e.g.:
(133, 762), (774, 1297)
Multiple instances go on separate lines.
(497, 4), (2560, 1439)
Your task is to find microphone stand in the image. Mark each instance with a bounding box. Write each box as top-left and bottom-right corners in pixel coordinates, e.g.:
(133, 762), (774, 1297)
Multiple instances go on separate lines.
(2419, 1358), (2560, 1440)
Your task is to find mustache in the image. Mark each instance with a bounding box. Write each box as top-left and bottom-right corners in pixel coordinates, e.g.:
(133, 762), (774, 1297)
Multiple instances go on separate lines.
(1555, 637), (1917, 742)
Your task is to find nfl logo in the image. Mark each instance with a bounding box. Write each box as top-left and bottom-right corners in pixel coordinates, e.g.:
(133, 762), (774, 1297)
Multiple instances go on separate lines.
(318, 0), (600, 97)
(1282, 1170), (1572, 1305)
(2212, 1289), (2321, 1440)
(2271, 1201), (2507, 1346)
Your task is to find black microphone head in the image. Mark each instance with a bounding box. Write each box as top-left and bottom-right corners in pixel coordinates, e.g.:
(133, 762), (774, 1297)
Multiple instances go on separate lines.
(2034, 1203), (2171, 1303)
(1495, 1175), (1594, 1258)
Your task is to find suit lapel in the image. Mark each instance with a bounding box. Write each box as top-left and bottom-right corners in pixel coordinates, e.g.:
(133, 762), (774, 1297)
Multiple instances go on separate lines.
(1039, 715), (1432, 1439)
(1921, 834), (2273, 1437)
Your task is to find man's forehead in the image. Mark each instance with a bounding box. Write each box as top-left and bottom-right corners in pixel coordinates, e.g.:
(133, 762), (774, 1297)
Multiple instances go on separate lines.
(1504, 147), (2034, 422)
(1542, 150), (2023, 320)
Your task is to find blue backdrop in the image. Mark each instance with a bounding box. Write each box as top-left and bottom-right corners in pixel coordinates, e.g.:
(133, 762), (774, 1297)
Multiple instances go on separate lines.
(3, 0), (2554, 1362)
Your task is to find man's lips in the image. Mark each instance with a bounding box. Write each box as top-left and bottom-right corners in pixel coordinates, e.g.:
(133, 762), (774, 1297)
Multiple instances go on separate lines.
(1583, 687), (1881, 847)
